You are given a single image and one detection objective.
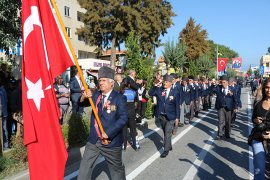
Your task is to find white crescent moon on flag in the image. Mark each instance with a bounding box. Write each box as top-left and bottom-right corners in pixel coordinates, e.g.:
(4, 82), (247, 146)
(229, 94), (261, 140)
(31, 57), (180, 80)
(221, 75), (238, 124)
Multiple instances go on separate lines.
(23, 6), (50, 70)
(220, 60), (225, 67)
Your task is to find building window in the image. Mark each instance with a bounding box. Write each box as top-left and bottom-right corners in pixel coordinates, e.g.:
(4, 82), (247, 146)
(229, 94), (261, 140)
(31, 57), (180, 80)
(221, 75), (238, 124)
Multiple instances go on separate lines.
(65, 27), (71, 38)
(78, 35), (84, 41)
(266, 63), (269, 67)
(77, 11), (83, 22)
(64, 6), (70, 17)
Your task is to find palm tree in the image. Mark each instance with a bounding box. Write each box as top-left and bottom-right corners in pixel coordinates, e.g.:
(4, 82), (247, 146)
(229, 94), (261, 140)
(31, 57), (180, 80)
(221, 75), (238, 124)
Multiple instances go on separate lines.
(162, 40), (188, 73)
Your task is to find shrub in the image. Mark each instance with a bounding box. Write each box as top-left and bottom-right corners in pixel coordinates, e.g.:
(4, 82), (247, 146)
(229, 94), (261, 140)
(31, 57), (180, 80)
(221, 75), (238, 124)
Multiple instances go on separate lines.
(65, 113), (90, 147)
(10, 136), (27, 163)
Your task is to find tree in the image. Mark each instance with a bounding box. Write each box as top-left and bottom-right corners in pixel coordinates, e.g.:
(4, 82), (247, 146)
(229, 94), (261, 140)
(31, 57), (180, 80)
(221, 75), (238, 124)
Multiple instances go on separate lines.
(196, 55), (215, 77)
(125, 31), (154, 84)
(267, 47), (270, 54)
(0, 0), (21, 52)
(162, 40), (188, 73)
(226, 68), (237, 78)
(187, 61), (199, 77)
(125, 32), (154, 119)
(179, 17), (210, 61)
(77, 0), (175, 67)
(207, 40), (238, 64)
(136, 0), (175, 57)
(254, 69), (260, 78)
(246, 65), (252, 77)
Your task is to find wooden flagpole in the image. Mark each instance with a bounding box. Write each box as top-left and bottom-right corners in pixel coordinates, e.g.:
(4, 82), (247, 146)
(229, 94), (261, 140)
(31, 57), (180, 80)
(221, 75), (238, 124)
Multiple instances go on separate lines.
(50, 0), (108, 144)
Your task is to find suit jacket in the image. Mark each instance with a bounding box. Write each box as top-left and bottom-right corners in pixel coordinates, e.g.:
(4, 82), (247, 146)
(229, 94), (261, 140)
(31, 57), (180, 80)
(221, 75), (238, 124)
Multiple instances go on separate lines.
(125, 76), (139, 91)
(84, 90), (128, 147)
(194, 84), (201, 99)
(113, 81), (121, 92)
(149, 86), (180, 120)
(70, 76), (82, 104)
(213, 85), (238, 111)
(179, 85), (192, 105)
(231, 84), (242, 108)
(201, 83), (210, 97)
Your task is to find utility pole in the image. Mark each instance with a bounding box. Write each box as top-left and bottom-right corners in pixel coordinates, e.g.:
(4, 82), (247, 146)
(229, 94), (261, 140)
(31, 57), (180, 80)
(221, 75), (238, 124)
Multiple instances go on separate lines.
(216, 44), (219, 79)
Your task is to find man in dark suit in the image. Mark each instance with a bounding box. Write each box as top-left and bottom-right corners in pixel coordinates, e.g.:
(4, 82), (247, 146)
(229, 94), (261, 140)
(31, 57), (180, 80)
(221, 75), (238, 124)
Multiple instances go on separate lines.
(149, 75), (180, 158)
(171, 73), (180, 91)
(230, 77), (242, 125)
(179, 77), (192, 125)
(125, 69), (139, 91)
(113, 73), (122, 92)
(201, 78), (210, 111)
(212, 75), (238, 140)
(78, 67), (128, 180)
(188, 76), (197, 120)
(70, 69), (84, 114)
(193, 77), (201, 117)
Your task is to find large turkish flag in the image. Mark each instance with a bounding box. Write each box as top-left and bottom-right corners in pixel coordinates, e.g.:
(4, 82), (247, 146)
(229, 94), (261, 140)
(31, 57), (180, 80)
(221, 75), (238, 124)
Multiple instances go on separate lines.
(22, 0), (74, 179)
(217, 58), (228, 72)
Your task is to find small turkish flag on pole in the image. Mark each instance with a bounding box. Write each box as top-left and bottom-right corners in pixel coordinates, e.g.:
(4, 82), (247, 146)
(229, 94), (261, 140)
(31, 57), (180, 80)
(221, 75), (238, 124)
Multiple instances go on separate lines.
(22, 0), (74, 179)
(217, 58), (228, 72)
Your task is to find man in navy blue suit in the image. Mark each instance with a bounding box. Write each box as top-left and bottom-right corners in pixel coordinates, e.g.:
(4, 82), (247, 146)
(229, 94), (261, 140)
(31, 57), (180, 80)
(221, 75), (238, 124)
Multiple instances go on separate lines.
(149, 75), (180, 158)
(78, 66), (128, 180)
(70, 68), (84, 114)
(179, 77), (192, 125)
(229, 77), (242, 125)
(212, 75), (238, 140)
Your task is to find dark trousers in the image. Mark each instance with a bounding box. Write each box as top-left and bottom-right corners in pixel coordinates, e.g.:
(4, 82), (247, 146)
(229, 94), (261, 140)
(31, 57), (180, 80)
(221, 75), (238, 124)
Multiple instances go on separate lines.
(189, 100), (195, 118)
(137, 101), (147, 122)
(201, 96), (209, 110)
(194, 98), (200, 113)
(123, 110), (137, 149)
(231, 111), (236, 124)
(208, 95), (213, 108)
(218, 108), (232, 137)
(159, 115), (175, 151)
(78, 142), (126, 180)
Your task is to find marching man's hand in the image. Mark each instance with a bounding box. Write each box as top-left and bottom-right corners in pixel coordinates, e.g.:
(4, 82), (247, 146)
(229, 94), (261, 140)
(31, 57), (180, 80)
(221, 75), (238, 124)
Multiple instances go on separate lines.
(101, 132), (111, 145)
(80, 90), (92, 102)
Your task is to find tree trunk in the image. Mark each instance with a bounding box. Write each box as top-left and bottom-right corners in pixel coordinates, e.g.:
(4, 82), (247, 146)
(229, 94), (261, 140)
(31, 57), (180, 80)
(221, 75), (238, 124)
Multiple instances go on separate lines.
(110, 37), (117, 69)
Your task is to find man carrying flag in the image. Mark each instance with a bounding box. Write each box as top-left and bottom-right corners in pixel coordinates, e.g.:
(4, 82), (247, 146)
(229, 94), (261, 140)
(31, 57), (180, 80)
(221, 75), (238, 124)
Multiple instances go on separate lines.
(22, 0), (74, 179)
(78, 66), (128, 180)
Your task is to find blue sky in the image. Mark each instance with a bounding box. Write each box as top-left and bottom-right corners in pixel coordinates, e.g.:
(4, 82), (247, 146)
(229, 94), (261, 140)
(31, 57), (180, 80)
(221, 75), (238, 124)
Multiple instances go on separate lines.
(155, 0), (270, 70)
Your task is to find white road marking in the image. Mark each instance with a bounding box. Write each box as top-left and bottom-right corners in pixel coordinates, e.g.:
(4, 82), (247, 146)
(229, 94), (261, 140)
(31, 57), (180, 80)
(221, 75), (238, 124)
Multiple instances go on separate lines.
(126, 110), (214, 180)
(64, 125), (162, 180)
(183, 126), (217, 180)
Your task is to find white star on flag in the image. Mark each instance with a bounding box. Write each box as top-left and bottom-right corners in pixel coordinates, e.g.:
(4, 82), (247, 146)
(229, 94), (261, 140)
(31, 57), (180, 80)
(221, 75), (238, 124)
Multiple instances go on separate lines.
(25, 78), (45, 111)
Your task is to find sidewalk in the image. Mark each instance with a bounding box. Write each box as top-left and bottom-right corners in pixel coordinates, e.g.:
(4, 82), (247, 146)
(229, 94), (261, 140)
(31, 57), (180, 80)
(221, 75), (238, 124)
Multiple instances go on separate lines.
(6, 117), (159, 180)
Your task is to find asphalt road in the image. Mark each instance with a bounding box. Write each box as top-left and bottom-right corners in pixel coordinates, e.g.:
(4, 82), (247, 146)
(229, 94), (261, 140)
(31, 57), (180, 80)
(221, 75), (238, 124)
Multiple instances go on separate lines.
(64, 87), (253, 180)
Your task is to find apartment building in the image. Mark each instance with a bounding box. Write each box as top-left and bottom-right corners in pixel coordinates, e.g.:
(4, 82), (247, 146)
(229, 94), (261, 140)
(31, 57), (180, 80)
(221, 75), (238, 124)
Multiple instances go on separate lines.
(260, 54), (270, 76)
(56, 0), (96, 59)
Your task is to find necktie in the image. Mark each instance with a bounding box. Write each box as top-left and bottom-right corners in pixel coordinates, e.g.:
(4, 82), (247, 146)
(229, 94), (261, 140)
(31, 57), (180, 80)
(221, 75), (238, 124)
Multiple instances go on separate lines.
(165, 89), (168, 99)
(222, 89), (226, 96)
(98, 95), (106, 113)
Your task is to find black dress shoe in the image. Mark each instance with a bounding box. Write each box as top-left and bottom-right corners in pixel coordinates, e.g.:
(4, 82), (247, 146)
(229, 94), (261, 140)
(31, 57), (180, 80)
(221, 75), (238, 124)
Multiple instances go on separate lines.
(160, 151), (169, 158)
(178, 123), (184, 127)
(169, 147), (173, 151)
(215, 136), (224, 140)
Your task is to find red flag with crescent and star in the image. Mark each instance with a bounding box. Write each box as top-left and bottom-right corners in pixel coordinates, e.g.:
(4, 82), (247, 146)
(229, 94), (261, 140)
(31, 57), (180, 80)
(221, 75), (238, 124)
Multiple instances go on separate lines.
(217, 58), (228, 72)
(22, 0), (74, 179)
